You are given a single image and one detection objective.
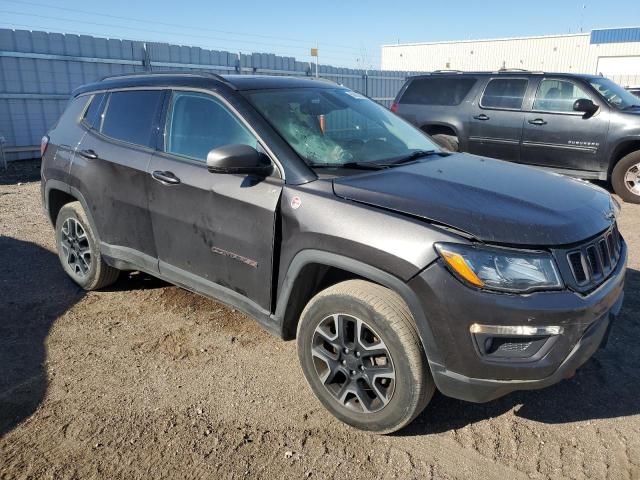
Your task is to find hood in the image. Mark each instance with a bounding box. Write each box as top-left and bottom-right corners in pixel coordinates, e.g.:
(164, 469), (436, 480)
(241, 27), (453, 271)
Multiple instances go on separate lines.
(333, 154), (616, 246)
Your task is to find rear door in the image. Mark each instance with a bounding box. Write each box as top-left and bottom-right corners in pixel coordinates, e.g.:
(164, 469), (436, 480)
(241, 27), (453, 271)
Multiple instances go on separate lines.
(520, 77), (609, 172)
(467, 77), (529, 161)
(147, 90), (282, 311)
(72, 89), (165, 272)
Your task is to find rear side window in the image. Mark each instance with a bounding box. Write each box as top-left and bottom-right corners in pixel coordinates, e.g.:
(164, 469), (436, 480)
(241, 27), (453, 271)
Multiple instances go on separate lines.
(82, 93), (106, 129)
(481, 78), (528, 110)
(101, 90), (164, 148)
(400, 77), (477, 106)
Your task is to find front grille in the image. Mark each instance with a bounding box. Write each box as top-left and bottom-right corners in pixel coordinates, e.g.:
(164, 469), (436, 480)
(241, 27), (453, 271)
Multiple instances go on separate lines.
(565, 224), (621, 291)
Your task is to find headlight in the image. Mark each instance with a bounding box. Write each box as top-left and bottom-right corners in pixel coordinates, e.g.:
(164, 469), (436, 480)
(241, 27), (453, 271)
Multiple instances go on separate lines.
(435, 243), (563, 293)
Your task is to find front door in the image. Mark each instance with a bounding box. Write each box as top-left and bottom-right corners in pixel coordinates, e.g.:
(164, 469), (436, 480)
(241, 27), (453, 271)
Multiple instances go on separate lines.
(520, 78), (609, 172)
(467, 77), (529, 161)
(147, 90), (282, 311)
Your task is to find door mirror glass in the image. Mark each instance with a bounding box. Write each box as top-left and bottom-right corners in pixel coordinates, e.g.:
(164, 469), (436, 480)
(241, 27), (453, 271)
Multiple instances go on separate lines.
(206, 144), (272, 175)
(573, 98), (599, 114)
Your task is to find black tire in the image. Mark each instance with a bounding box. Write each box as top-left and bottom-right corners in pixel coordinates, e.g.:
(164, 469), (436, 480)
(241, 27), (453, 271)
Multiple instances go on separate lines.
(431, 133), (459, 152)
(296, 280), (434, 434)
(55, 201), (119, 290)
(611, 151), (640, 204)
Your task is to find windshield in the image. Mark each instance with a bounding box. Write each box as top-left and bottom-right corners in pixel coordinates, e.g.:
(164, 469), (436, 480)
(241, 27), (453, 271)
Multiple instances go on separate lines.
(588, 77), (640, 109)
(246, 87), (440, 167)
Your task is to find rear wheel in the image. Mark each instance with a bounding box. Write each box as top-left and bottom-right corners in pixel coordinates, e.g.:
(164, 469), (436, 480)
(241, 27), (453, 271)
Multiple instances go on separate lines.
(612, 151), (640, 204)
(296, 280), (434, 434)
(55, 201), (119, 290)
(431, 133), (459, 152)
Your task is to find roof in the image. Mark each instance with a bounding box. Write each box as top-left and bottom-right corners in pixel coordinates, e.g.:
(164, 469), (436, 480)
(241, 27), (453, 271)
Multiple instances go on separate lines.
(72, 72), (337, 96)
(407, 70), (601, 79)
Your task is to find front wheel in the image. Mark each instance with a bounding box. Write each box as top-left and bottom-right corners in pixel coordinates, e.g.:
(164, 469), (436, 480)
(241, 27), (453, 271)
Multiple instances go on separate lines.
(431, 133), (459, 152)
(296, 280), (434, 434)
(612, 151), (640, 204)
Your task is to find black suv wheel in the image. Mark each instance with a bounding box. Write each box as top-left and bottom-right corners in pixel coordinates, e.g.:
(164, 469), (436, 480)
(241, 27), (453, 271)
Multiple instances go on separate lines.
(296, 280), (434, 433)
(612, 151), (640, 204)
(55, 201), (120, 290)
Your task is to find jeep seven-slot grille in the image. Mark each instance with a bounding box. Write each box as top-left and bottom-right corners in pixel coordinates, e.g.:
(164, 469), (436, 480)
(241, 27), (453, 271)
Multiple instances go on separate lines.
(565, 225), (621, 290)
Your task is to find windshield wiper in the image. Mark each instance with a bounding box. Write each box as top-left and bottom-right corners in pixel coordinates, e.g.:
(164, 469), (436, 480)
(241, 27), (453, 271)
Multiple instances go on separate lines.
(622, 104), (640, 110)
(374, 149), (442, 166)
(308, 150), (442, 171)
(308, 162), (386, 170)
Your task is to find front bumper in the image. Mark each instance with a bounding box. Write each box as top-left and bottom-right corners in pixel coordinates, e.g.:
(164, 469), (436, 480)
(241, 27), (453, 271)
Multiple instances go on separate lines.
(409, 240), (627, 403)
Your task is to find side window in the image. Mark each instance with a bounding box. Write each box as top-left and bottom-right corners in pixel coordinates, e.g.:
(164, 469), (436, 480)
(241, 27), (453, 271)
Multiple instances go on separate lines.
(400, 77), (477, 106)
(533, 79), (592, 113)
(165, 91), (257, 161)
(101, 90), (164, 148)
(82, 93), (106, 129)
(481, 78), (528, 110)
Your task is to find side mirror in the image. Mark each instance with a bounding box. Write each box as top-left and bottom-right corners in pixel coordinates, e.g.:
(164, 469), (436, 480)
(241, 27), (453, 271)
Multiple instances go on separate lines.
(206, 144), (272, 176)
(573, 98), (598, 115)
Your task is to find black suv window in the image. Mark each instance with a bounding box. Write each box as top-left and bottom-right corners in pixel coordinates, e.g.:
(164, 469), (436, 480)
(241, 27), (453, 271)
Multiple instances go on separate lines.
(481, 78), (528, 110)
(165, 91), (257, 161)
(533, 79), (591, 113)
(400, 77), (477, 106)
(101, 90), (164, 148)
(83, 93), (106, 129)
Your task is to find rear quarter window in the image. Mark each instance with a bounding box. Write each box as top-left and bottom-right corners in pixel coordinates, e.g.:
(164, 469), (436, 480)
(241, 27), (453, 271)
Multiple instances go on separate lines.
(399, 77), (477, 106)
(82, 93), (106, 129)
(100, 90), (164, 148)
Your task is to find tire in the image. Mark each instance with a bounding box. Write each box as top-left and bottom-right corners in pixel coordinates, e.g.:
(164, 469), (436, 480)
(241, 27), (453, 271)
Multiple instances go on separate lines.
(612, 151), (640, 204)
(431, 133), (459, 152)
(296, 280), (434, 434)
(55, 201), (119, 290)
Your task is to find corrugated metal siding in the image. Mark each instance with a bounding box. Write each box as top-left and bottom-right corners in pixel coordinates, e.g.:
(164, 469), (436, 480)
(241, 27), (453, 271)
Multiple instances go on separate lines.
(591, 28), (640, 44)
(0, 28), (417, 162)
(382, 30), (640, 88)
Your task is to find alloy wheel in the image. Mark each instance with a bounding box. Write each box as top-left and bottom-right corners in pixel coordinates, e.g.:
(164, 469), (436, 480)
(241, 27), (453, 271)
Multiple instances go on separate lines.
(60, 217), (92, 277)
(624, 162), (640, 195)
(311, 313), (395, 413)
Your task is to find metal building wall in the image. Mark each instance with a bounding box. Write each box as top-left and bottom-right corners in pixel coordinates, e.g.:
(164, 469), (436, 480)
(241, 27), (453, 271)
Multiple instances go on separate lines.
(381, 30), (640, 86)
(0, 28), (416, 162)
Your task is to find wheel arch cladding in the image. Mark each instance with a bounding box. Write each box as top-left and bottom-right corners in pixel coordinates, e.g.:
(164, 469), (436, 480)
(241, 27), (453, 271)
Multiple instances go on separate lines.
(610, 139), (640, 174)
(275, 250), (444, 365)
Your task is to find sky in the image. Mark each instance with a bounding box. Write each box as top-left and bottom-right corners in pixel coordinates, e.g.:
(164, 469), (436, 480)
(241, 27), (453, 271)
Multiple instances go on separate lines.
(0, 0), (639, 69)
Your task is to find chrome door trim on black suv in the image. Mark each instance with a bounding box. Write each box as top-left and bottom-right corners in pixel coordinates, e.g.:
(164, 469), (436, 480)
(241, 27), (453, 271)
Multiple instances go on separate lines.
(393, 70), (640, 203)
(42, 72), (627, 433)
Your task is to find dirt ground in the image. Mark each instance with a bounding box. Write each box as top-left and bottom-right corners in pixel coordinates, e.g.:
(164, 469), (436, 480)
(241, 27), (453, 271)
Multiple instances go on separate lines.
(0, 160), (639, 480)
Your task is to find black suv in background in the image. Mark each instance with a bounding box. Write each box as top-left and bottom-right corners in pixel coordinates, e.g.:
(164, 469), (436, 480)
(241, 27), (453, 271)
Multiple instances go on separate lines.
(392, 71), (640, 203)
(41, 73), (626, 433)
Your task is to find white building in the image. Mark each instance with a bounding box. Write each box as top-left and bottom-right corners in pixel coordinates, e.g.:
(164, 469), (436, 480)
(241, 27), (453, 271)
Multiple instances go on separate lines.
(381, 27), (640, 87)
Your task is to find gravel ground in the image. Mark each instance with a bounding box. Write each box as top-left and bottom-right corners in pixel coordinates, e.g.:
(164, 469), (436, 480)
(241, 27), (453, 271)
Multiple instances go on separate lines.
(1, 160), (639, 480)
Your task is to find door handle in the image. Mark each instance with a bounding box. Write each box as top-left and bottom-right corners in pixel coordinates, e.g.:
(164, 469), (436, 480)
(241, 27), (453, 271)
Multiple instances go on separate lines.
(528, 118), (547, 126)
(79, 149), (98, 159)
(473, 114), (490, 121)
(152, 170), (181, 185)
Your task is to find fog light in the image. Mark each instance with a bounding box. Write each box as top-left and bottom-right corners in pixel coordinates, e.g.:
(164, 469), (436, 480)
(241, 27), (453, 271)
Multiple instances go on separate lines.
(470, 324), (563, 336)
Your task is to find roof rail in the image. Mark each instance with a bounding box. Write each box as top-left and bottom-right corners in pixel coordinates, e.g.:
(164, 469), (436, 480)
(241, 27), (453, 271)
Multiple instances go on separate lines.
(431, 69), (464, 74)
(99, 70), (237, 89)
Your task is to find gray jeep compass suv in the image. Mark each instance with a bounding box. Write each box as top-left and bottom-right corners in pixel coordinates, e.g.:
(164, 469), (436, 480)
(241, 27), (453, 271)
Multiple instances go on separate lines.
(41, 72), (626, 433)
(392, 70), (640, 203)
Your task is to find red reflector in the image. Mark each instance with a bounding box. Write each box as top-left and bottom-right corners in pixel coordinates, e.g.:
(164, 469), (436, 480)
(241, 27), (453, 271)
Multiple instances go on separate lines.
(390, 102), (399, 113)
(40, 135), (49, 157)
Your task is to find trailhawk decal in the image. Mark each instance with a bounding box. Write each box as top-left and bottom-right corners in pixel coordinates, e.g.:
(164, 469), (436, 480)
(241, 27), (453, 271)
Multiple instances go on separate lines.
(210, 246), (258, 268)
